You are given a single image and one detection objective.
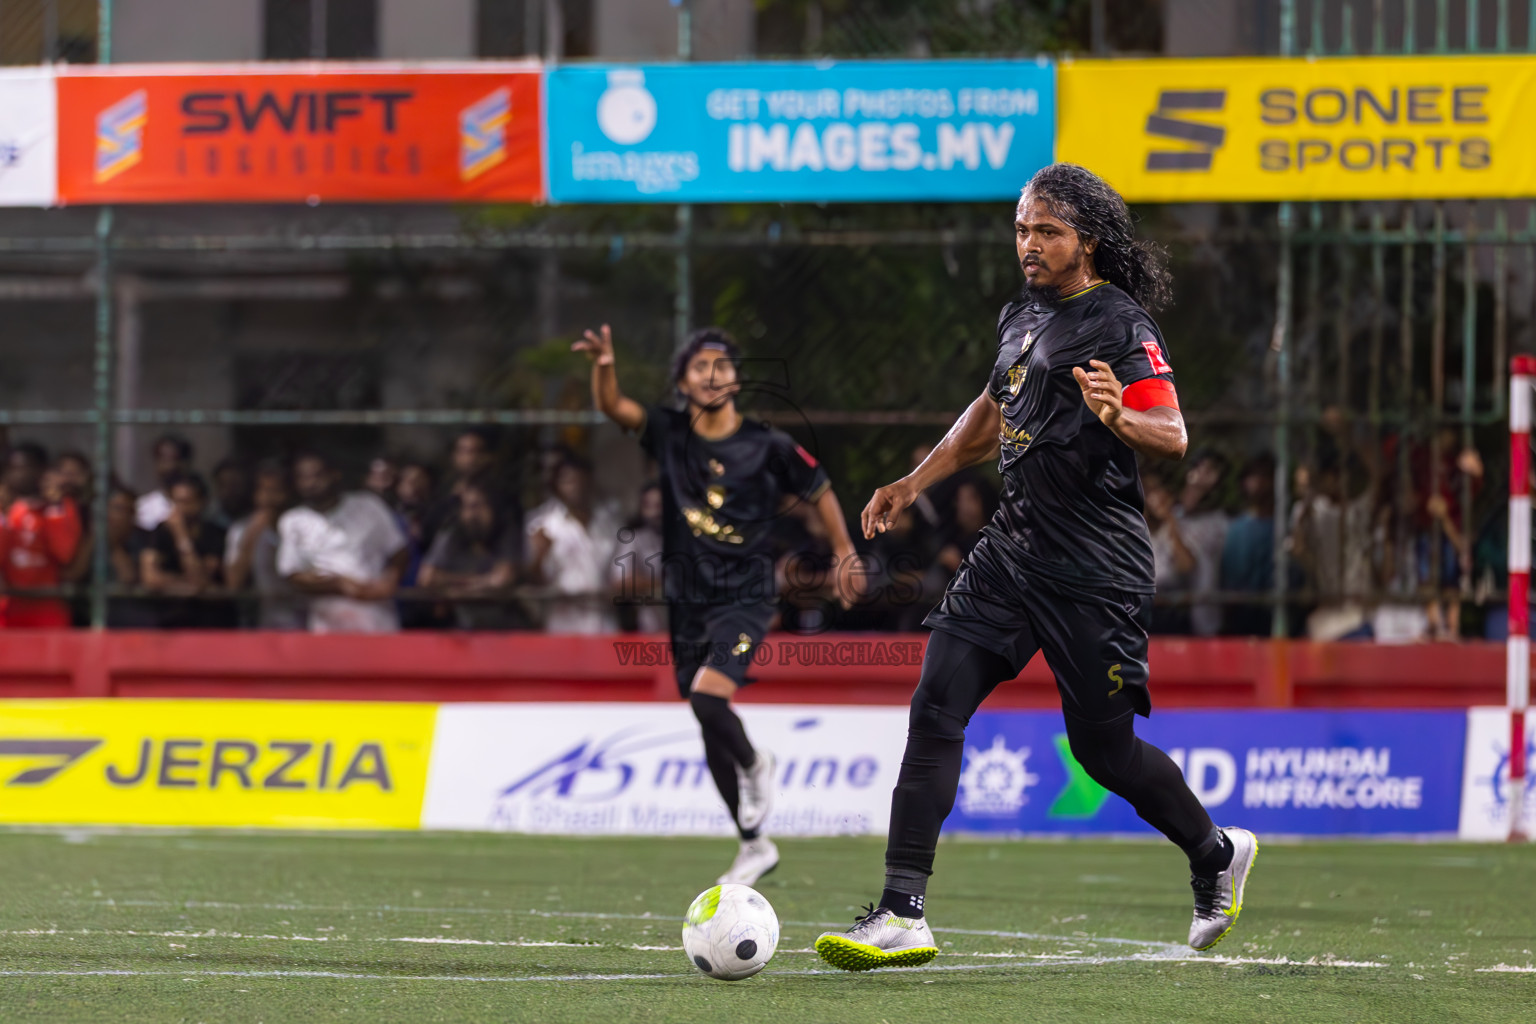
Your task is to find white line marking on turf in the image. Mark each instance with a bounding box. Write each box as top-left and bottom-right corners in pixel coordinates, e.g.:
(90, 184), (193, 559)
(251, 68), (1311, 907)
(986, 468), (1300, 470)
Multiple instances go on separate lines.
(1165, 955), (1385, 969)
(930, 926), (1183, 951)
(0, 955), (1388, 985)
(0, 930), (795, 955)
(0, 969), (665, 983)
(26, 903), (1405, 970)
(522, 909), (1187, 951)
(72, 900), (1185, 952)
(388, 938), (598, 948)
(0, 929), (336, 942)
(0, 931), (1224, 963)
(1476, 964), (1536, 973)
(0, 929), (1398, 970)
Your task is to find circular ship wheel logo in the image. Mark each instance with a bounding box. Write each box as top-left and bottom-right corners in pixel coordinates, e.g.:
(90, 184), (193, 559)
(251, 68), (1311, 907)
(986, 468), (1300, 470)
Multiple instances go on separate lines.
(597, 69), (658, 146)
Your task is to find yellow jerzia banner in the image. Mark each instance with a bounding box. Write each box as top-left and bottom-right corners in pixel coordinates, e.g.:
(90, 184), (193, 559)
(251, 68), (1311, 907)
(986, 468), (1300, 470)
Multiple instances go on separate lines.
(0, 700), (436, 829)
(1058, 56), (1536, 201)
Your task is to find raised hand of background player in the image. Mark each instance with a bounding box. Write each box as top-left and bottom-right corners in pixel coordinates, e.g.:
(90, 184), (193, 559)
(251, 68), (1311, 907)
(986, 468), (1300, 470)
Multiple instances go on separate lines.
(1073, 359), (1123, 426)
(860, 480), (916, 540)
(571, 324), (616, 365)
(573, 322), (646, 432)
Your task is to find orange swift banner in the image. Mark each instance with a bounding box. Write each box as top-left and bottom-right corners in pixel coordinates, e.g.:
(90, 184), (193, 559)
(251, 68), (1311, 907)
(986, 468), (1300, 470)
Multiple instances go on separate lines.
(56, 63), (542, 204)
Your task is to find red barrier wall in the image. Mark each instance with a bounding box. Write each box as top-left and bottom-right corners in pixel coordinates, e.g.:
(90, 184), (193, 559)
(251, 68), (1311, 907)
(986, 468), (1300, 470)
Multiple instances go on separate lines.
(0, 631), (1500, 708)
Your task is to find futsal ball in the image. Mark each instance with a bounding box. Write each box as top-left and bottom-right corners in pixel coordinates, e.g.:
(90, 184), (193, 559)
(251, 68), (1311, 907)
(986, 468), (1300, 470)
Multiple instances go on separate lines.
(681, 883), (780, 981)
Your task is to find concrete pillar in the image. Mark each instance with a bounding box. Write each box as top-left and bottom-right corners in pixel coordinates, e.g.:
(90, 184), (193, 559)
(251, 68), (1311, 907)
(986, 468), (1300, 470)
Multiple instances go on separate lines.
(112, 0), (262, 61)
(380, 0), (475, 59)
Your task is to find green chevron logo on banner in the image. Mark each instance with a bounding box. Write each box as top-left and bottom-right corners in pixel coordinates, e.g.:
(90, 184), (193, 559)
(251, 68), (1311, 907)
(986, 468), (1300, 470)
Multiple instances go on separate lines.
(1047, 733), (1111, 819)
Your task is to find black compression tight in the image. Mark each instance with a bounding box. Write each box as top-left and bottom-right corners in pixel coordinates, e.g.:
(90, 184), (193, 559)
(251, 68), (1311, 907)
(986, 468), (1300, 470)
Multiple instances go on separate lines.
(884, 632), (1216, 894)
(690, 691), (759, 840)
(1065, 715), (1216, 854)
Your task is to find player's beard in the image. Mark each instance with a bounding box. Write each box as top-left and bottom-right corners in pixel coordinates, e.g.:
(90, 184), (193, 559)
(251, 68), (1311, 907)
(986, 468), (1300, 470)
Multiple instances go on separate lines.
(1022, 277), (1063, 305)
(1021, 246), (1090, 307)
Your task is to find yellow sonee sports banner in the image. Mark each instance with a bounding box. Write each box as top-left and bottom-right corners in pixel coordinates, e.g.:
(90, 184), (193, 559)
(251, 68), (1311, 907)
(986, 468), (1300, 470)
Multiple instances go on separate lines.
(1058, 56), (1536, 201)
(0, 700), (435, 829)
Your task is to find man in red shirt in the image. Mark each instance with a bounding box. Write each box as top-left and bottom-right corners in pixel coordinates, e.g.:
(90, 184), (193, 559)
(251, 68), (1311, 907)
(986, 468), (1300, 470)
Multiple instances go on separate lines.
(0, 443), (82, 628)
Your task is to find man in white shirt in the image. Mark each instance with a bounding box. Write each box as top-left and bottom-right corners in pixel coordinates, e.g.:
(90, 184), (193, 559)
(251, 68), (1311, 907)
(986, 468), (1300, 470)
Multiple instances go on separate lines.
(1176, 451), (1231, 638)
(527, 454), (620, 634)
(1288, 456), (1373, 642)
(135, 435), (194, 531)
(278, 451), (408, 634)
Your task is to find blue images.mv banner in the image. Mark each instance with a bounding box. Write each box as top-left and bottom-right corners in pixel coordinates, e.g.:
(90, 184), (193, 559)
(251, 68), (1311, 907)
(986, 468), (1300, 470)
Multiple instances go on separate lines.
(546, 59), (1056, 203)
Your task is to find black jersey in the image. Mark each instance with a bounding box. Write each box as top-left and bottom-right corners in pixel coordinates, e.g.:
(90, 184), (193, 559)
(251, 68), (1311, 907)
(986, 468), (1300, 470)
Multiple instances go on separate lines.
(982, 281), (1176, 593)
(637, 404), (830, 604)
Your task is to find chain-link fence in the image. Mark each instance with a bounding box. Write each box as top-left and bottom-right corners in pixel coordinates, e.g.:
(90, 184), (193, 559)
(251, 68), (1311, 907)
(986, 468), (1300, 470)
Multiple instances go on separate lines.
(0, 0), (1531, 640)
(0, 194), (1528, 638)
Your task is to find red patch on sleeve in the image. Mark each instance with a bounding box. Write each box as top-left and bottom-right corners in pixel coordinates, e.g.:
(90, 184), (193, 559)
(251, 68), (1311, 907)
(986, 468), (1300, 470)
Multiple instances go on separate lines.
(1123, 378), (1181, 412)
(794, 443), (818, 467)
(1140, 336), (1173, 376)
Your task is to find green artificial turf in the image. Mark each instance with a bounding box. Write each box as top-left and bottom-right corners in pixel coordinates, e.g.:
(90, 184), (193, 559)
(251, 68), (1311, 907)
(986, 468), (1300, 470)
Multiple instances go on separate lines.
(0, 829), (1529, 1023)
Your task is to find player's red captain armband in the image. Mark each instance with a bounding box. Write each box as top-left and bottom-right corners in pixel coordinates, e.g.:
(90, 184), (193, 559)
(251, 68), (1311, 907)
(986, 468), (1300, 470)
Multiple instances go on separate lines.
(1122, 378), (1181, 412)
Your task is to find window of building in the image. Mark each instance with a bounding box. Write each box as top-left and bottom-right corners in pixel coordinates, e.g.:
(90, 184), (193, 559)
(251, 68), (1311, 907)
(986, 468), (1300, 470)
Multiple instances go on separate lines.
(476, 0), (590, 58)
(263, 0), (378, 60)
(477, 0), (531, 57)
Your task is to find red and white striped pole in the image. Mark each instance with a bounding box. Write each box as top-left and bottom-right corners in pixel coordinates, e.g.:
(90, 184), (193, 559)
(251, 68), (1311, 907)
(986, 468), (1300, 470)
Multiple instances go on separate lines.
(1508, 355), (1536, 842)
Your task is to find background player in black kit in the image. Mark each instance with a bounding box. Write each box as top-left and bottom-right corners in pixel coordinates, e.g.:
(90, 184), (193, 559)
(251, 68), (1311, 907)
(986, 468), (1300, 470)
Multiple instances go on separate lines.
(815, 163), (1258, 971)
(574, 323), (864, 886)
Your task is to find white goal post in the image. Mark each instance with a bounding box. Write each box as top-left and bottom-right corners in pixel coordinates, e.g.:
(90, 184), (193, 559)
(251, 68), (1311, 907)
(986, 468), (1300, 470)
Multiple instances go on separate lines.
(1507, 355), (1534, 842)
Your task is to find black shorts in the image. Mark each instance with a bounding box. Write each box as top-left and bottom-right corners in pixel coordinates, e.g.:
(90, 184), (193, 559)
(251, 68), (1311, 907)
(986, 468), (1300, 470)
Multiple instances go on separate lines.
(668, 601), (775, 699)
(922, 549), (1153, 723)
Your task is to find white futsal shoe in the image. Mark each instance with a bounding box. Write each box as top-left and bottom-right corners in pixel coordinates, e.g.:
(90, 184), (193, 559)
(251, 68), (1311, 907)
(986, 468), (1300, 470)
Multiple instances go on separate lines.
(1189, 826), (1259, 950)
(717, 837), (779, 886)
(815, 904), (939, 971)
(735, 749), (777, 832)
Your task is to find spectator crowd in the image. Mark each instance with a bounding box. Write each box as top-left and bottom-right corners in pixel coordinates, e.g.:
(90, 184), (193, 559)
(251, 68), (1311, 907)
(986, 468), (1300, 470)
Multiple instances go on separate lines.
(0, 420), (1512, 642)
(1139, 412), (1499, 644)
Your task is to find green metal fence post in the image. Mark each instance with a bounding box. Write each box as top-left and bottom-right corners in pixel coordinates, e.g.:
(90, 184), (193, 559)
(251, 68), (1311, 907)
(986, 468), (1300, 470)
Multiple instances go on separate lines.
(1273, 202), (1294, 640)
(674, 0), (694, 350)
(1270, 0), (1297, 640)
(90, 0), (114, 629)
(90, 211), (113, 630)
(98, 0), (111, 61)
(1463, 207), (1478, 593)
(1398, 205), (1416, 612)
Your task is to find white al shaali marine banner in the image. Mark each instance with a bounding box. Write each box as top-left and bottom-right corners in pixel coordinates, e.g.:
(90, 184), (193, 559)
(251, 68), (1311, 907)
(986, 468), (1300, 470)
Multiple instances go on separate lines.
(422, 703), (908, 837)
(1458, 707), (1536, 840)
(0, 68), (56, 207)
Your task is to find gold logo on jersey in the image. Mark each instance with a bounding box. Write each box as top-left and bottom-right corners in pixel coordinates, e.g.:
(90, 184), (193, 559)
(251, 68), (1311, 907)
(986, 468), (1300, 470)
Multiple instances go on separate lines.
(732, 632), (753, 656)
(706, 484), (726, 509)
(1000, 422), (1033, 450)
(682, 506), (744, 544)
(1006, 365), (1027, 397)
(1020, 330), (1035, 355)
(708, 458), (725, 476)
